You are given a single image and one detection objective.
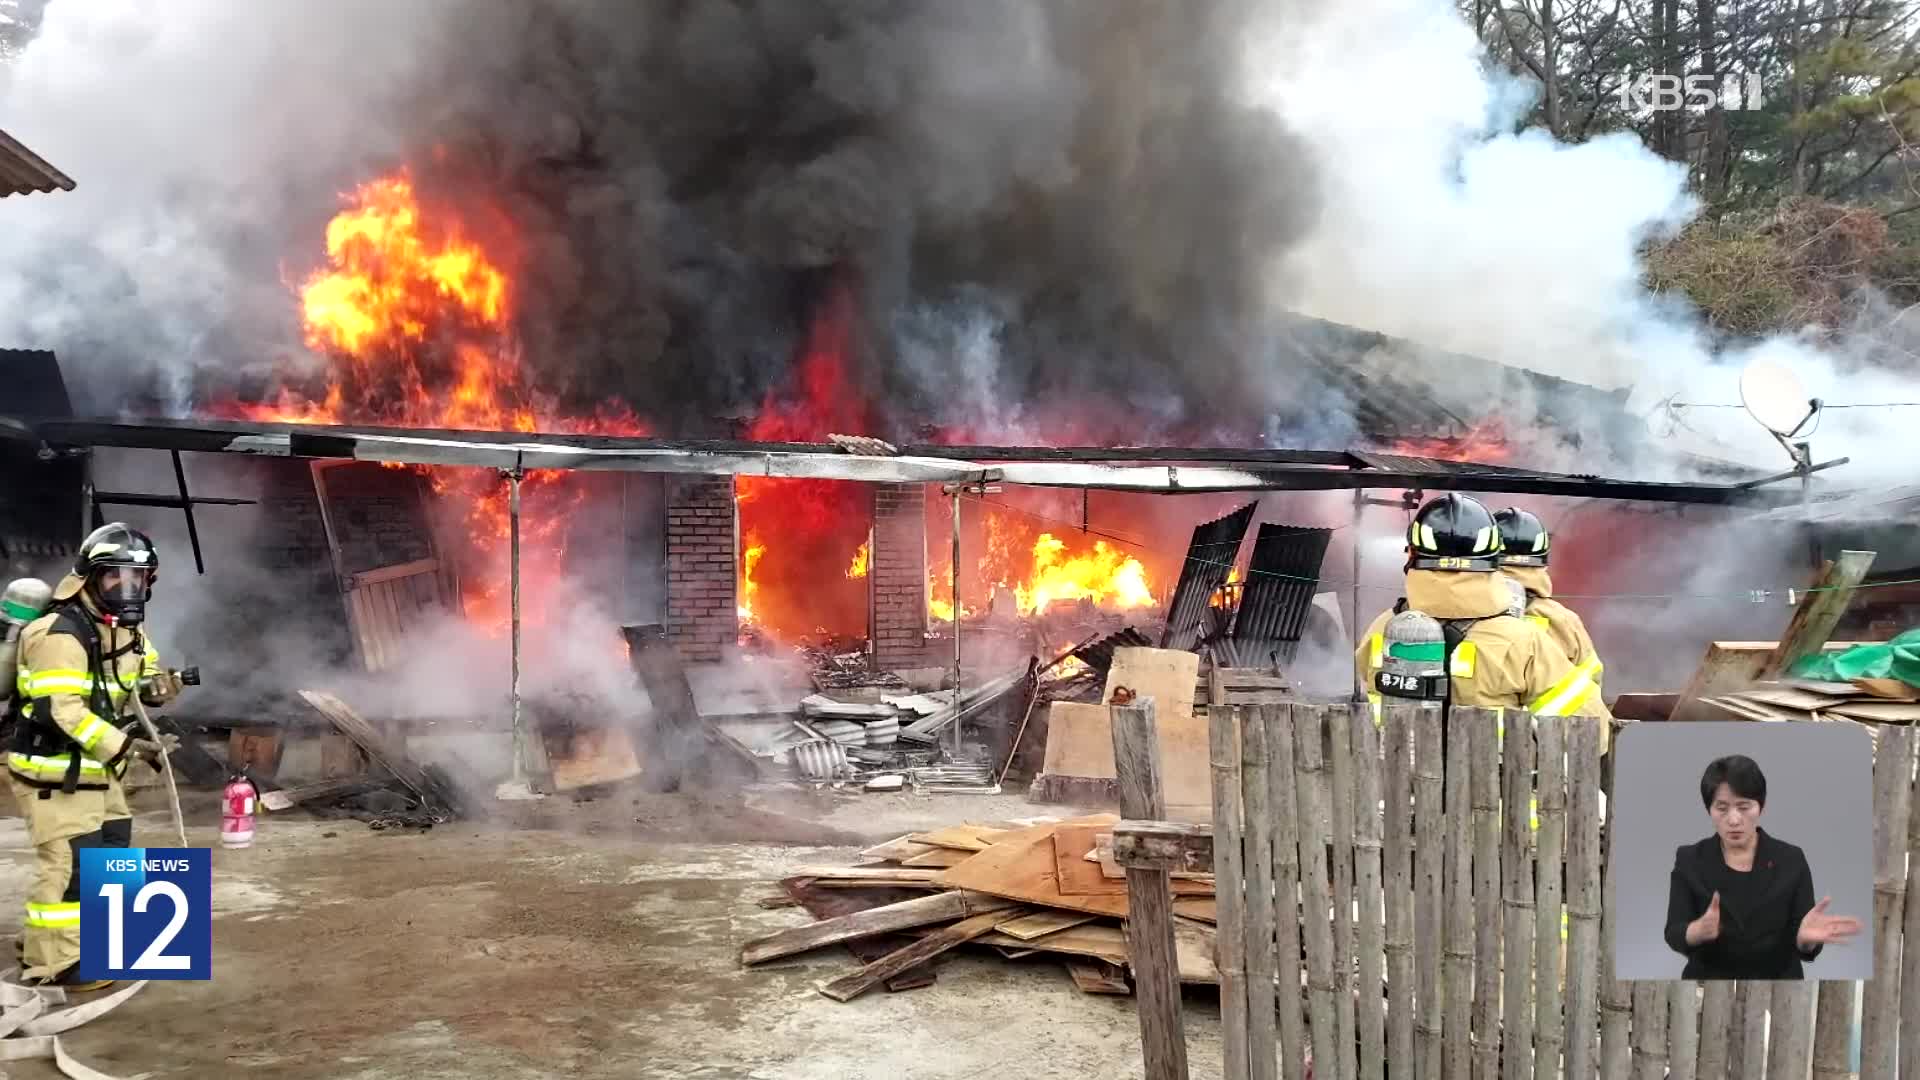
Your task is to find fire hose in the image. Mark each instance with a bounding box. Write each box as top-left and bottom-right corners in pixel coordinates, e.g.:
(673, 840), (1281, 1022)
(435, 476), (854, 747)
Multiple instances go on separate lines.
(127, 695), (187, 849)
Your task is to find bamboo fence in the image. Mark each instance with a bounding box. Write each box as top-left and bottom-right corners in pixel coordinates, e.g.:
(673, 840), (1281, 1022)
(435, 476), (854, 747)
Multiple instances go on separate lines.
(1139, 701), (1920, 1080)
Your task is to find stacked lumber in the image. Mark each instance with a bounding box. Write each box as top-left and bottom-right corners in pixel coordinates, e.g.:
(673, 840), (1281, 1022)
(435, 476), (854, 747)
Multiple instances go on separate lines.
(739, 814), (1220, 1001)
(1702, 678), (1920, 742)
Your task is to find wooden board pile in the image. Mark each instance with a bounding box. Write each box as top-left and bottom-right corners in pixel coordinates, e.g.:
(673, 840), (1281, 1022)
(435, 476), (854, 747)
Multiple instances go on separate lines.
(1701, 677), (1920, 741)
(739, 816), (1220, 1001)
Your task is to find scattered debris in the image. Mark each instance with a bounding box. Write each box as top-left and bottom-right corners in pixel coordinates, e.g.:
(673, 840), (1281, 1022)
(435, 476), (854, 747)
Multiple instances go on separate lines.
(1702, 678), (1920, 738)
(285, 690), (465, 827)
(738, 814), (1219, 1002)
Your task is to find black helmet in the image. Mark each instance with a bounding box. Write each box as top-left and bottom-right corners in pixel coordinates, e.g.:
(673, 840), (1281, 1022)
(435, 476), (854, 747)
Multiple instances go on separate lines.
(74, 522), (159, 625)
(1494, 507), (1550, 567)
(1406, 494), (1501, 572)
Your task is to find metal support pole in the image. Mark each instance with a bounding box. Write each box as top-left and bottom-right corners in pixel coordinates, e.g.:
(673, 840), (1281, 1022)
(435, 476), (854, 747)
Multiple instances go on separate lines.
(509, 465), (526, 787)
(1351, 488), (1364, 648)
(950, 485), (963, 757)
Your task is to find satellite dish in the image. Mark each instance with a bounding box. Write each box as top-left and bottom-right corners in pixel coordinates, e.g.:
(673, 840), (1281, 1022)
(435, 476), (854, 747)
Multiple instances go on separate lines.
(1739, 362), (1817, 438)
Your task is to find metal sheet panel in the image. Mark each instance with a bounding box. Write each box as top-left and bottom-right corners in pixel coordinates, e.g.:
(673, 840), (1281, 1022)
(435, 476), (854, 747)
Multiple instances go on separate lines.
(1070, 626), (1154, 675)
(1158, 501), (1256, 652)
(1227, 522), (1332, 666)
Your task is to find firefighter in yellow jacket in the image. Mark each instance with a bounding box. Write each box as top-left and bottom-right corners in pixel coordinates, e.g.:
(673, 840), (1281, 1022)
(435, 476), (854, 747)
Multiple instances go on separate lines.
(1355, 494), (1608, 726)
(9, 523), (181, 989)
(1494, 507), (1604, 702)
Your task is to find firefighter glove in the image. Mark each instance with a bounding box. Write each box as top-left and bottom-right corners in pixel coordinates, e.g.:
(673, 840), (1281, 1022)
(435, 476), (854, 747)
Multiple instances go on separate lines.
(130, 734), (180, 762)
(139, 670), (184, 707)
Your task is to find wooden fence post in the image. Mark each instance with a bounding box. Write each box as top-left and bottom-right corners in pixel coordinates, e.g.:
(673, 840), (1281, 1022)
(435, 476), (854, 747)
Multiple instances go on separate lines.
(1500, 711), (1536, 1080)
(1445, 706), (1474, 1080)
(1351, 707), (1386, 1080)
(1210, 705), (1250, 1080)
(1811, 980), (1856, 1080)
(1413, 708), (1447, 1080)
(1381, 704), (1418, 1075)
(1266, 706), (1307, 1080)
(1630, 982), (1668, 1080)
(1598, 736), (1631, 1080)
(1470, 709), (1502, 1080)
(1327, 702), (1359, 1080)
(1532, 715), (1566, 1080)
(1666, 983), (1700, 1080)
(1900, 720), (1920, 1080)
(1765, 983), (1815, 1080)
(1111, 699), (1190, 1080)
(1242, 707), (1279, 1080)
(1696, 983), (1734, 1080)
(1862, 724), (1915, 1080)
(1727, 982), (1767, 1078)
(1562, 718), (1602, 1080)
(1291, 703), (1341, 1077)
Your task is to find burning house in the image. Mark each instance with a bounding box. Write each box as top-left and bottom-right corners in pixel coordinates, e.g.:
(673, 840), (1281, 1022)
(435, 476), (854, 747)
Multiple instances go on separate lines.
(0, 3), (1829, 800)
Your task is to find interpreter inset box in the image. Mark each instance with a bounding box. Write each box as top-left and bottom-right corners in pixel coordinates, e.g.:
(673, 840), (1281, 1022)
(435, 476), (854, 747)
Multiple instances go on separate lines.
(1608, 721), (1873, 981)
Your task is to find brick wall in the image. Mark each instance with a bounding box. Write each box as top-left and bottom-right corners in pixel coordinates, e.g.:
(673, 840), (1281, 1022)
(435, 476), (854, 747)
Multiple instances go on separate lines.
(871, 483), (930, 671)
(665, 476), (737, 664)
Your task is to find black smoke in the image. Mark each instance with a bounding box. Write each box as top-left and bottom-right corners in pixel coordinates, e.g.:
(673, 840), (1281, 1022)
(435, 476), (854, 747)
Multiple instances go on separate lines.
(2, 0), (1323, 442)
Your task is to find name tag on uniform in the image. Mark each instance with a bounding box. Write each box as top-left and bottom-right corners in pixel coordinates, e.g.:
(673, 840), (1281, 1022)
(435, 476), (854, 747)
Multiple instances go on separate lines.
(78, 847), (211, 980)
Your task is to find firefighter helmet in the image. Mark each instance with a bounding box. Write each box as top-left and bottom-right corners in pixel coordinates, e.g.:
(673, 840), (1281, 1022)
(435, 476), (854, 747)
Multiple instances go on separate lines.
(1494, 507), (1549, 567)
(1406, 494), (1502, 572)
(73, 522), (159, 625)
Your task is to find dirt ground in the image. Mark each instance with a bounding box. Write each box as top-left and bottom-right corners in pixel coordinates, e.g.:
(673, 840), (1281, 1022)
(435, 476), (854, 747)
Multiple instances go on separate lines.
(0, 783), (1224, 1079)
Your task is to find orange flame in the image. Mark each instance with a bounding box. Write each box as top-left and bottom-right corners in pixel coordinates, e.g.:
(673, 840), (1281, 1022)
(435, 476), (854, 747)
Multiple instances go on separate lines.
(1383, 419), (1511, 463)
(927, 507), (1158, 622)
(212, 169), (647, 636)
(1211, 565), (1242, 609)
(847, 540), (870, 579)
(1018, 533), (1155, 615)
(734, 276), (873, 644)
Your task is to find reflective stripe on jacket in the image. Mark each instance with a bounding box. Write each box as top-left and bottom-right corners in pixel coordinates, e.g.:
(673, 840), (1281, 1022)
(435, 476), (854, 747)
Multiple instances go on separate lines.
(9, 596), (153, 788)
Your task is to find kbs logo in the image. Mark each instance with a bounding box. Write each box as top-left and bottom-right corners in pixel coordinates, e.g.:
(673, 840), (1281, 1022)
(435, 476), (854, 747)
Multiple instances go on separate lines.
(1619, 72), (1764, 112)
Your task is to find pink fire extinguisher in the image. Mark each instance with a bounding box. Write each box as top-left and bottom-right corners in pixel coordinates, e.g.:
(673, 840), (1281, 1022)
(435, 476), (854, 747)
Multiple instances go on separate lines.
(222, 774), (258, 849)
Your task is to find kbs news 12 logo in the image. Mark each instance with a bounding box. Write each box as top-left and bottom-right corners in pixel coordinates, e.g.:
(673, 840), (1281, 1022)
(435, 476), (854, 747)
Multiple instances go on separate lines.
(1618, 72), (1765, 112)
(78, 847), (212, 980)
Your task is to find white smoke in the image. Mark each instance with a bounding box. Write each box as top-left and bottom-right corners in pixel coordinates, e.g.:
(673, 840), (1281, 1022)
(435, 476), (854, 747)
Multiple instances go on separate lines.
(1236, 0), (1920, 484)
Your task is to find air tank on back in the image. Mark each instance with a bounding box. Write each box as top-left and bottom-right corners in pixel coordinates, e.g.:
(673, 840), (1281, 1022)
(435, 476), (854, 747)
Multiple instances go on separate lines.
(0, 578), (53, 710)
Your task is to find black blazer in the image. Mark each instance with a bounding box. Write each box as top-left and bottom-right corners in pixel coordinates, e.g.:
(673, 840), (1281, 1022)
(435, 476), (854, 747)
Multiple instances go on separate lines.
(1664, 828), (1822, 980)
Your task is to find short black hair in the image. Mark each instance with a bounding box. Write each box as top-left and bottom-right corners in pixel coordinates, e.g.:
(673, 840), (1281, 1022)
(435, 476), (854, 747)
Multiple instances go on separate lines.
(1699, 755), (1767, 811)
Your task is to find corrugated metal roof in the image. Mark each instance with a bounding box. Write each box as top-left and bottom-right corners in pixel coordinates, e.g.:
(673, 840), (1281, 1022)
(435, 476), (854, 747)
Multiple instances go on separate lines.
(0, 128), (74, 197)
(1270, 314), (1646, 458)
(1750, 485), (1920, 526)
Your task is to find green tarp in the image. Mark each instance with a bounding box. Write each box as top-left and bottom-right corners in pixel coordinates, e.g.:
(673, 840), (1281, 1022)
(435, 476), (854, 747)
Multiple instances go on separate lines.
(1788, 628), (1920, 687)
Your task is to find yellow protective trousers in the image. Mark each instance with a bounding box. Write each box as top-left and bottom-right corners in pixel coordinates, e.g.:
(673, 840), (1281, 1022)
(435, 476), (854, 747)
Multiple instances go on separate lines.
(10, 777), (130, 981)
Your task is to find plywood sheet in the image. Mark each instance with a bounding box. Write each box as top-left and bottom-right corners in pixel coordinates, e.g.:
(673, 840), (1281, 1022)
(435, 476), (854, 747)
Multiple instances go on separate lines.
(1037, 701), (1210, 823)
(996, 910), (1098, 941)
(900, 848), (972, 869)
(1041, 703), (1117, 778)
(978, 923), (1130, 966)
(1051, 825), (1212, 897)
(907, 825), (1016, 852)
(933, 816), (1132, 918)
(1103, 647), (1200, 716)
